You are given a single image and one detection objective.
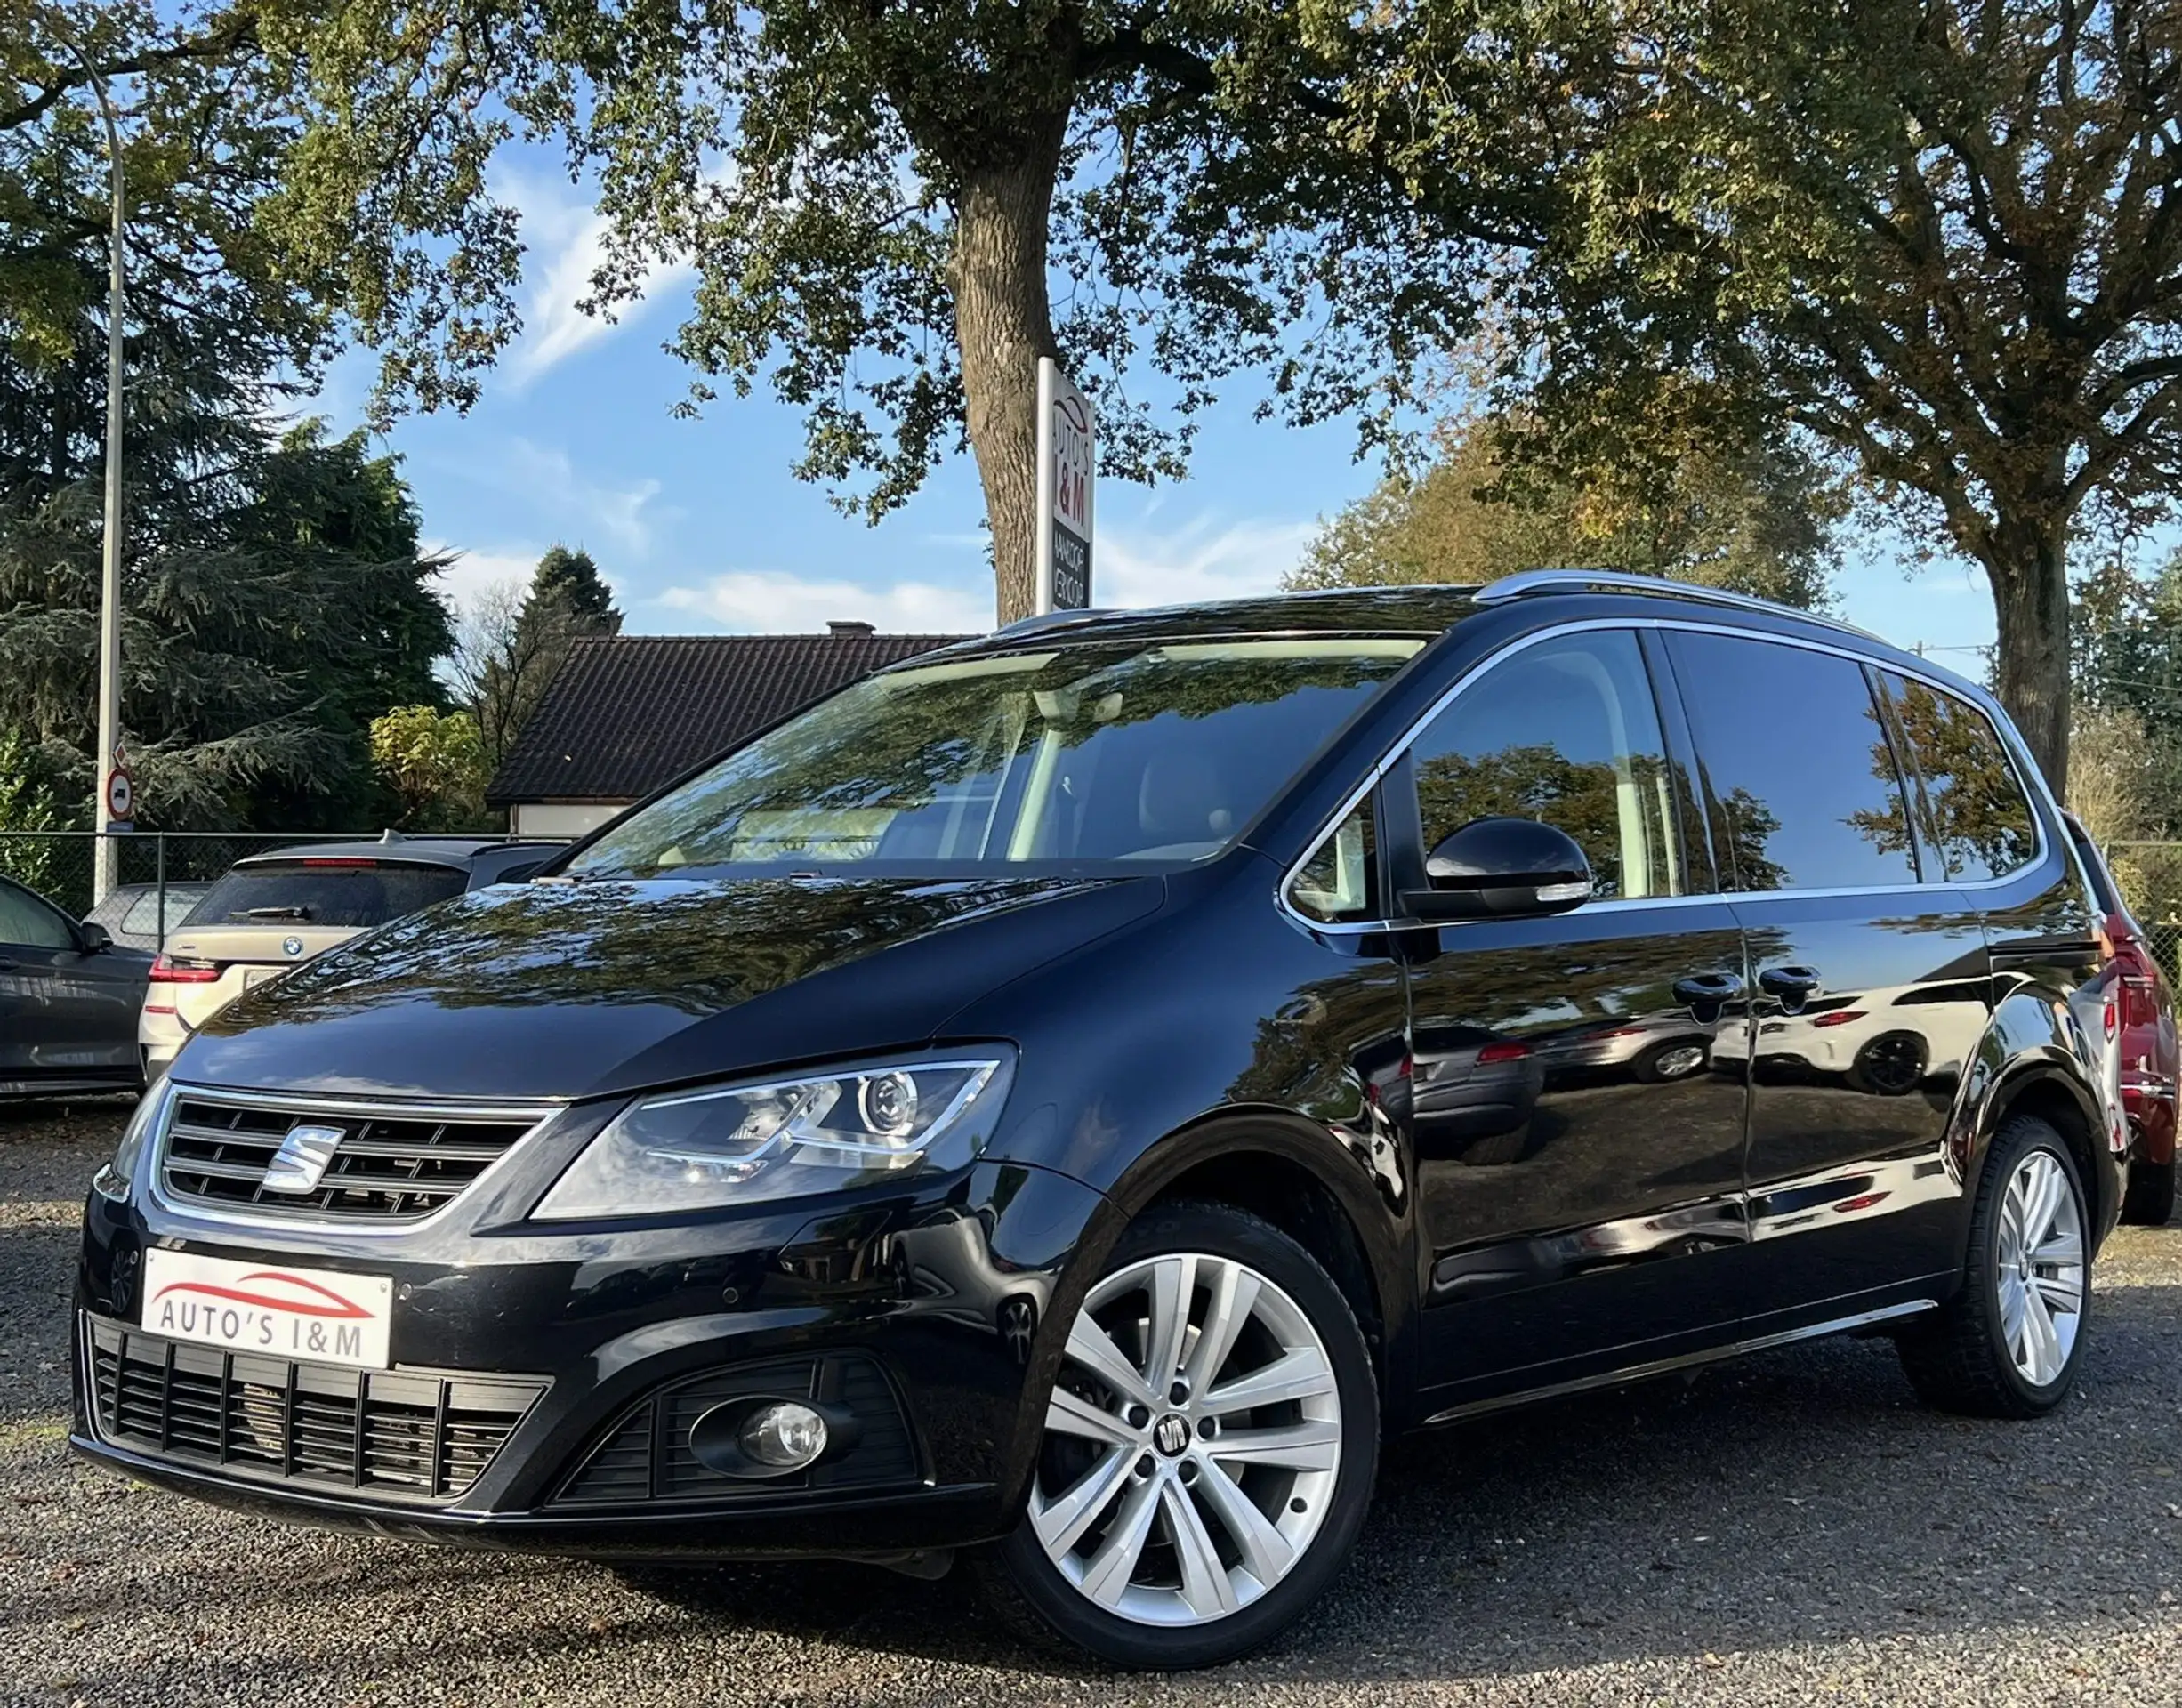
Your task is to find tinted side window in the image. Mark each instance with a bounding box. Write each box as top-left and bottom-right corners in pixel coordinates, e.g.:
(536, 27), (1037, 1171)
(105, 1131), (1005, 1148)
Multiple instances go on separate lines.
(0, 882), (74, 950)
(1669, 632), (1919, 892)
(1880, 673), (2038, 882)
(1407, 630), (1684, 901)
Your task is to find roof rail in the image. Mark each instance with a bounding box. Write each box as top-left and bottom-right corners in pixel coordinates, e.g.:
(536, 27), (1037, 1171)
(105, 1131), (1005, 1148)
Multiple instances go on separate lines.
(1472, 568), (1880, 642)
(992, 607), (1113, 637)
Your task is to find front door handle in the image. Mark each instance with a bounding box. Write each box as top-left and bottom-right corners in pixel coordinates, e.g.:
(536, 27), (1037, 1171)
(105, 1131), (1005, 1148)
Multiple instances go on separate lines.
(1758, 964), (1824, 1004)
(0, 957), (18, 971)
(1673, 971), (1744, 1009)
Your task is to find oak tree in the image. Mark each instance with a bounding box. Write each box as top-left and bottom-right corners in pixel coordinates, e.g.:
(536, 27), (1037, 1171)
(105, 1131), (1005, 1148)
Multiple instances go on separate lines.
(254, 0), (1535, 623)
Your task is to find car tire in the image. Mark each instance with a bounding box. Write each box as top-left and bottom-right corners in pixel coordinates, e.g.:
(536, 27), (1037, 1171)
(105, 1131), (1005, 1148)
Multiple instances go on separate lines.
(982, 1200), (1378, 1669)
(2122, 1156), (2176, 1227)
(1896, 1114), (2090, 1418)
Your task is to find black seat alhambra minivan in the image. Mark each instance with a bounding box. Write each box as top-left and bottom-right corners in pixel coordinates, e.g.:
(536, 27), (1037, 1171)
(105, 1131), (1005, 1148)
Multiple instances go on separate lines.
(75, 572), (2124, 1667)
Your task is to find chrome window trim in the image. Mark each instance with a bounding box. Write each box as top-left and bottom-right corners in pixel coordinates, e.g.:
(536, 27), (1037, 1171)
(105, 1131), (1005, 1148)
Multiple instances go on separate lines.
(148, 1081), (568, 1237)
(1276, 615), (2056, 937)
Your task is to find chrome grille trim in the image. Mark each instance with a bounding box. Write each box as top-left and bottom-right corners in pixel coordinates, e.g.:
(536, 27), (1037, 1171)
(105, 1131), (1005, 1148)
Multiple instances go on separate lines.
(152, 1083), (562, 1230)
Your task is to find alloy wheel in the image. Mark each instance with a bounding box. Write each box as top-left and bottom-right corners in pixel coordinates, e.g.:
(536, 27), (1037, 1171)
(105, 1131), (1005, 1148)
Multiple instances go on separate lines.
(1027, 1253), (1342, 1627)
(1995, 1148), (2086, 1388)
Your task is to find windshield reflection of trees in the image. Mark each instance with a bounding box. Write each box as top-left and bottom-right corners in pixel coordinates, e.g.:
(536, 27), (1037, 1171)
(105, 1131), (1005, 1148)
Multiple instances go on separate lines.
(229, 876), (1094, 1022)
(573, 646), (1415, 877)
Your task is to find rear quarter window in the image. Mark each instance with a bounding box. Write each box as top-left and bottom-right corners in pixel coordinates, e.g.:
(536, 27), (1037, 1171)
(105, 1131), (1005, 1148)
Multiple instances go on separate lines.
(1879, 673), (2040, 882)
(181, 862), (468, 930)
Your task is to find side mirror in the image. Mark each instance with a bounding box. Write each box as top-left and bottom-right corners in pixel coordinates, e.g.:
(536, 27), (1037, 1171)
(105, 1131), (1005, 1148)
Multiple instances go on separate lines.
(1400, 817), (1593, 922)
(78, 921), (113, 953)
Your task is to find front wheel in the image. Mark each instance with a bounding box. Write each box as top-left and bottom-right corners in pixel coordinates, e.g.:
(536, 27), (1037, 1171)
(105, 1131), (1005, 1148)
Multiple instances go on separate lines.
(985, 1202), (1378, 1668)
(1896, 1115), (2090, 1417)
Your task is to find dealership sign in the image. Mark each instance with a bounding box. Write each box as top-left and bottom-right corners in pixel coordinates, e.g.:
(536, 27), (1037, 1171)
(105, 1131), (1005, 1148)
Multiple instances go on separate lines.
(1034, 358), (1094, 614)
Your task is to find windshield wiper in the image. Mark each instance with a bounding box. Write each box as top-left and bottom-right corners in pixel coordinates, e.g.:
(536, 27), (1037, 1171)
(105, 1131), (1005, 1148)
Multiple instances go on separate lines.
(243, 906), (310, 920)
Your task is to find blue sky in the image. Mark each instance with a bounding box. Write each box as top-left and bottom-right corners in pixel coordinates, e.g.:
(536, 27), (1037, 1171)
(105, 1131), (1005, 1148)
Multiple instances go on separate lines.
(311, 167), (2007, 665)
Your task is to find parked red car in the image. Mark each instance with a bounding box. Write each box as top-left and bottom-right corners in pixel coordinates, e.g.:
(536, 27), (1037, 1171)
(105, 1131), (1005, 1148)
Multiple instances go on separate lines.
(2064, 811), (2178, 1225)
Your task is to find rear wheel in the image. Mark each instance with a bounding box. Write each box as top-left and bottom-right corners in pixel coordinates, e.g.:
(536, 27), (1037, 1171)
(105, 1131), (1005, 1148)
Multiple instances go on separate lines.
(2122, 1156), (2176, 1227)
(1897, 1115), (2090, 1417)
(986, 1202), (1377, 1668)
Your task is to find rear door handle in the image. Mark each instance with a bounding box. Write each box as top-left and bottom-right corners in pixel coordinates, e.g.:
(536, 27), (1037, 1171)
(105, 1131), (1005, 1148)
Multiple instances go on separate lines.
(1759, 964), (1824, 1002)
(1673, 971), (1744, 1008)
(0, 957), (18, 971)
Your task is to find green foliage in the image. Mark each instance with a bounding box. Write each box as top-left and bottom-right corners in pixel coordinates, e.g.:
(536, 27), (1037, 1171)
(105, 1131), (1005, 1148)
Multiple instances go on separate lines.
(528, 544), (619, 632)
(1376, 0), (2182, 783)
(369, 704), (487, 830)
(1, 6), (455, 830)
(0, 725), (70, 893)
(1292, 411), (1840, 608)
(248, 0), (1533, 615)
(2073, 554), (2182, 844)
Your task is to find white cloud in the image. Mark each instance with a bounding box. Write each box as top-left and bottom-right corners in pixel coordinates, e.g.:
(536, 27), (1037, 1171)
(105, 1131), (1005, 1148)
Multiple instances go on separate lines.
(657, 569), (994, 635)
(648, 511), (1318, 639)
(421, 541), (541, 613)
(497, 439), (663, 559)
(499, 171), (695, 385)
(1095, 514), (1319, 609)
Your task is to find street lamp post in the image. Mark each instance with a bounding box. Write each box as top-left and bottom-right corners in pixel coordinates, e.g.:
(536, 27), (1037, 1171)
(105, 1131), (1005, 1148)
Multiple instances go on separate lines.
(53, 30), (128, 904)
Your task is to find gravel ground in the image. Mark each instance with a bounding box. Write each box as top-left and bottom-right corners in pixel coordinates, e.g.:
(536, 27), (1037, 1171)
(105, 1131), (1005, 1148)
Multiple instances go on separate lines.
(5, 1100), (2182, 1707)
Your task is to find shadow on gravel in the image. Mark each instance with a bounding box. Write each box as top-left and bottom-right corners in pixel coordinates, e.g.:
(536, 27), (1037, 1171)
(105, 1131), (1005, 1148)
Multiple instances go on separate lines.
(563, 1272), (2182, 1681)
(15, 1224), (2182, 1694)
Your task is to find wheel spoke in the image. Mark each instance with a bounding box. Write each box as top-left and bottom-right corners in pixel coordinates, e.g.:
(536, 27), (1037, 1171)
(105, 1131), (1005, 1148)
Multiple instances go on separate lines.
(1045, 1381), (1140, 1448)
(1032, 1446), (1135, 1558)
(1144, 1255), (1196, 1387)
(1999, 1275), (2028, 1352)
(1183, 1261), (1260, 1395)
(1210, 1416), (1342, 1471)
(1161, 1483), (1238, 1620)
(1077, 1473), (1162, 1609)
(1204, 1346), (1337, 1416)
(2033, 1268), (2084, 1317)
(1194, 1457), (1295, 1587)
(1063, 1313), (1158, 1410)
(2032, 1230), (2085, 1270)
(2021, 1156), (2062, 1250)
(2021, 1282), (2061, 1383)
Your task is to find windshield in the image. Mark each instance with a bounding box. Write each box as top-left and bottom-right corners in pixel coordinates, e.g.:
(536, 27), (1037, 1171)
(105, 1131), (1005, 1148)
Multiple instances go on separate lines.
(568, 636), (1426, 879)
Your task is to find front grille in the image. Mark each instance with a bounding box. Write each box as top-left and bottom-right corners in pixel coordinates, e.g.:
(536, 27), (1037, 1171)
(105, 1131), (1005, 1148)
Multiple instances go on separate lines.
(159, 1090), (543, 1222)
(84, 1315), (546, 1503)
(554, 1354), (921, 1507)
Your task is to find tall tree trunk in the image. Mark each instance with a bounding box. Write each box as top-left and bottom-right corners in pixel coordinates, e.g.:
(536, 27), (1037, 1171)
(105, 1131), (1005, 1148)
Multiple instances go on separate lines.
(1987, 521), (2072, 794)
(950, 119), (1067, 629)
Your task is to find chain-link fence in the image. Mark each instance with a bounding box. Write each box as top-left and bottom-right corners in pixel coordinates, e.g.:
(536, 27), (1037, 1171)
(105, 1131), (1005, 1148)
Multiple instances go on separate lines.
(0, 829), (548, 939)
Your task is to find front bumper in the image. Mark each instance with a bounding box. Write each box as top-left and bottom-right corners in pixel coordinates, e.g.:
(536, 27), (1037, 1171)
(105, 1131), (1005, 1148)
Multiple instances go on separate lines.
(72, 1153), (1108, 1561)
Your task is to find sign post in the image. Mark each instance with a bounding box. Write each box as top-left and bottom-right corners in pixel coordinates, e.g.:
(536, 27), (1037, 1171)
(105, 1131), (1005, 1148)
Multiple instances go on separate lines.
(1033, 357), (1094, 614)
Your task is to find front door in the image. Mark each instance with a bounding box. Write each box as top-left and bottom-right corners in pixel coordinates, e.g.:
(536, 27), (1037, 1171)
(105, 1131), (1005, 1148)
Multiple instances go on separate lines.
(1663, 631), (1993, 1322)
(1396, 627), (1755, 1407)
(0, 881), (140, 1084)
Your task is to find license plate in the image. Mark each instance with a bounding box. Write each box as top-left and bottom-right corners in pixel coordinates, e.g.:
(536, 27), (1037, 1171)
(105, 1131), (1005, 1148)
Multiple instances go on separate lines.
(141, 1250), (392, 1369)
(240, 967), (286, 990)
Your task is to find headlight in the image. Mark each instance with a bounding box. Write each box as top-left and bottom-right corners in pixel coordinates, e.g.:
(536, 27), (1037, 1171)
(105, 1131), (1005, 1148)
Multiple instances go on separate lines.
(93, 1081), (173, 1203)
(532, 1053), (1014, 1219)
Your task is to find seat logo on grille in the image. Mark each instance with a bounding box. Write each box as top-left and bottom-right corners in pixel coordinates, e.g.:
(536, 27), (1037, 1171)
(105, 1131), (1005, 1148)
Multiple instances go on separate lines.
(263, 1124), (344, 1195)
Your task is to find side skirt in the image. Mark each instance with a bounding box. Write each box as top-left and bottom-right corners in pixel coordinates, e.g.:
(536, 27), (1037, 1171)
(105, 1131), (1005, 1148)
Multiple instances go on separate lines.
(1418, 1298), (1938, 1428)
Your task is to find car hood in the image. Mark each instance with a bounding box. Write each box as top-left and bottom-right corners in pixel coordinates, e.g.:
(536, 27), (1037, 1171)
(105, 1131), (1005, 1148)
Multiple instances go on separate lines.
(179, 874), (1164, 1100)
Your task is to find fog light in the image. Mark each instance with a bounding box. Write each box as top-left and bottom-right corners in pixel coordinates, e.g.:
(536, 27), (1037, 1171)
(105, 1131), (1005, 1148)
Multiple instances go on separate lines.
(738, 1400), (829, 1470)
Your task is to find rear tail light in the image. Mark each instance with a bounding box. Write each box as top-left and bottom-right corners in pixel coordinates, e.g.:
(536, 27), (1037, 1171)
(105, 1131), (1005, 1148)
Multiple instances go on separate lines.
(2097, 914), (2165, 1030)
(149, 954), (221, 983)
(145, 953), (221, 1018)
(1477, 1041), (1533, 1064)
(1809, 1010), (1868, 1028)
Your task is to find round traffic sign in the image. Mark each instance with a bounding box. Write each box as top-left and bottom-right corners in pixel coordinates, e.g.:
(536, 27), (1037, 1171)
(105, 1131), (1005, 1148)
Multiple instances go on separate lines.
(104, 769), (133, 822)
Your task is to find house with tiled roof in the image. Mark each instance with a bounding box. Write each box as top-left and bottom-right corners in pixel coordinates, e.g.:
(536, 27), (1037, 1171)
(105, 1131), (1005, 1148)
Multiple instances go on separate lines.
(484, 621), (970, 837)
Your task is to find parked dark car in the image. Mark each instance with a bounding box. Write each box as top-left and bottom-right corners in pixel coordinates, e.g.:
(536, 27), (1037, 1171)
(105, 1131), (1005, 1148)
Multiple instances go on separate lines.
(73, 574), (2123, 1668)
(82, 881), (212, 953)
(2061, 810), (2178, 1224)
(0, 873), (150, 1097)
